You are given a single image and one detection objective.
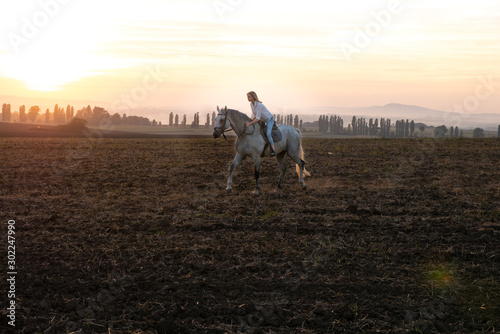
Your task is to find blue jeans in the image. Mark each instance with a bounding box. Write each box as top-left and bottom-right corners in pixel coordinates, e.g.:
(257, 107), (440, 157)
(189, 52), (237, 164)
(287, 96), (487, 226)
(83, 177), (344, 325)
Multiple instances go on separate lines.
(266, 117), (274, 147)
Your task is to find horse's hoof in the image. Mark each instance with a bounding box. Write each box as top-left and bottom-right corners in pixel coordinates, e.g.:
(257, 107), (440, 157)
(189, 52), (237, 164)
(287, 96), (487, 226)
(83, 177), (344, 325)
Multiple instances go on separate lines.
(301, 183), (307, 190)
(253, 190), (259, 196)
(226, 188), (232, 194)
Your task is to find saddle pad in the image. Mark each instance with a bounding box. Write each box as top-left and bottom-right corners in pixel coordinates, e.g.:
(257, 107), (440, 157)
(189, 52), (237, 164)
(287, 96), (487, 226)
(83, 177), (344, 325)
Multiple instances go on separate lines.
(260, 121), (282, 143)
(271, 123), (282, 143)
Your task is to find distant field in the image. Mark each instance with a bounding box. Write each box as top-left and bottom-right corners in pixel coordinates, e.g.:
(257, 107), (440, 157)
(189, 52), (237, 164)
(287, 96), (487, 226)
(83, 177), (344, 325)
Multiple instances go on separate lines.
(112, 125), (214, 136)
(1, 137), (498, 333)
(1, 122), (498, 138)
(113, 125), (500, 138)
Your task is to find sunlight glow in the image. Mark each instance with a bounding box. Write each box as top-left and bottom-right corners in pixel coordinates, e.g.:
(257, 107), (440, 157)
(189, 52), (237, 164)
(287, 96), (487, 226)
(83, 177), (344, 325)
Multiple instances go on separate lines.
(0, 0), (498, 111)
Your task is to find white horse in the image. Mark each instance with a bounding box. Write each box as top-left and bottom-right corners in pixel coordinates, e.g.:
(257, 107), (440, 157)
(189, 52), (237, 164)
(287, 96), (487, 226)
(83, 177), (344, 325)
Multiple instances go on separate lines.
(213, 106), (310, 195)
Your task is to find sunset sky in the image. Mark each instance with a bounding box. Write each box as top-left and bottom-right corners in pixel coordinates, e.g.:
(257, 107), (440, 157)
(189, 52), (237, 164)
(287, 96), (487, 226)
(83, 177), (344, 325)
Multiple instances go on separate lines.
(1, 0), (499, 117)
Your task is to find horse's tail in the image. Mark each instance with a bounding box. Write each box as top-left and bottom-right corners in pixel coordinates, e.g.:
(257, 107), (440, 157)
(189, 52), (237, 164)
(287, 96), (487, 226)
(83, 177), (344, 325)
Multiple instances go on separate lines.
(295, 131), (311, 178)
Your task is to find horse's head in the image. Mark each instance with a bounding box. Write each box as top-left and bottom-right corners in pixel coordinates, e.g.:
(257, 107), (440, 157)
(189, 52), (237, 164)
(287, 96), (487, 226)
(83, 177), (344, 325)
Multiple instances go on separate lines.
(213, 106), (231, 138)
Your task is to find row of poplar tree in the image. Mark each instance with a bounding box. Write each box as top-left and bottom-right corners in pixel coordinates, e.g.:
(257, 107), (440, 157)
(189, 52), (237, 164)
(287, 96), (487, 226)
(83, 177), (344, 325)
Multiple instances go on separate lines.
(167, 111), (305, 130)
(1, 103), (152, 126)
(318, 115), (419, 137)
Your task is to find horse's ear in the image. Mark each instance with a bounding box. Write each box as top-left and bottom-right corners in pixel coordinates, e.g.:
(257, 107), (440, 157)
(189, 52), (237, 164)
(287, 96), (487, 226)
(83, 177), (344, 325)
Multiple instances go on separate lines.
(217, 106), (220, 113)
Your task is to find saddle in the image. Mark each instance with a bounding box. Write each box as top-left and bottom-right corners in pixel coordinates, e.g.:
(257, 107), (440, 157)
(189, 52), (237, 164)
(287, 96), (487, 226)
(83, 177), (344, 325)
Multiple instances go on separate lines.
(259, 121), (282, 143)
(259, 121), (282, 157)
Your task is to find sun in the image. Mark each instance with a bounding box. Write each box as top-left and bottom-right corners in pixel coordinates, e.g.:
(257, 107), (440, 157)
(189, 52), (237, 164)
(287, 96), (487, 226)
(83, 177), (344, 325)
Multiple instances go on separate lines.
(3, 55), (79, 92)
(0, 27), (114, 93)
(0, 42), (130, 92)
(0, 1), (122, 92)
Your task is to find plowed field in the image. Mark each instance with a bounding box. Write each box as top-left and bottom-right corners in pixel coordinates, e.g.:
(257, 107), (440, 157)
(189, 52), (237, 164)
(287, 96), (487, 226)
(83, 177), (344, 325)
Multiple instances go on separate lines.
(1, 137), (499, 333)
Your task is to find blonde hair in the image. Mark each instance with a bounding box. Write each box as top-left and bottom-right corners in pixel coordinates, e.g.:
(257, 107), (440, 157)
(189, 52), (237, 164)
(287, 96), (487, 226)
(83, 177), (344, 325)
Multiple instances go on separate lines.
(247, 91), (261, 103)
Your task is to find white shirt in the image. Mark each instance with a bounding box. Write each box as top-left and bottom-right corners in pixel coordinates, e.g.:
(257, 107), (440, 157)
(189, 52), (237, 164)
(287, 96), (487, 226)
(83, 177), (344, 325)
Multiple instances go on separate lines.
(250, 101), (273, 122)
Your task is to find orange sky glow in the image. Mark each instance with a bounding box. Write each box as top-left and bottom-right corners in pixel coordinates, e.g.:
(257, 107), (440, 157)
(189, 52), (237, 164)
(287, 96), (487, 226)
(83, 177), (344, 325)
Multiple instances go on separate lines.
(1, 0), (499, 117)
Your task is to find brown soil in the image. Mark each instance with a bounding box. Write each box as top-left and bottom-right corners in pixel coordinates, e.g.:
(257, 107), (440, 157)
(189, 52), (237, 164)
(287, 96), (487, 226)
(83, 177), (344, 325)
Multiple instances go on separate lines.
(0, 137), (499, 334)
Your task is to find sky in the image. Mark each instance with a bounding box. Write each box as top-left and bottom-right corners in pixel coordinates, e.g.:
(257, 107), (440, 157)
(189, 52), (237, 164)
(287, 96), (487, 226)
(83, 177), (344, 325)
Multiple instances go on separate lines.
(0, 0), (499, 118)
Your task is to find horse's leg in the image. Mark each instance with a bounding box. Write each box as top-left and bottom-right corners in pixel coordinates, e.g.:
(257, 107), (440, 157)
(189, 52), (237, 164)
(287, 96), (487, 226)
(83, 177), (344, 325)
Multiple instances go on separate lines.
(253, 155), (261, 196)
(275, 151), (287, 192)
(227, 153), (244, 194)
(290, 153), (307, 190)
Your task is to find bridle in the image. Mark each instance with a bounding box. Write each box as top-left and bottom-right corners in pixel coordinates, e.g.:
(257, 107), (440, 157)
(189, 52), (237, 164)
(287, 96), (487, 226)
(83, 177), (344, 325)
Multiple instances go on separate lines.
(214, 109), (232, 140)
(214, 108), (254, 140)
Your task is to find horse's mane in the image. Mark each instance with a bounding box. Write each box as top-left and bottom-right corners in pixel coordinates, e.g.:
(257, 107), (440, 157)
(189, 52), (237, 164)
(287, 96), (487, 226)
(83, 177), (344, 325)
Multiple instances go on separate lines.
(227, 109), (252, 123)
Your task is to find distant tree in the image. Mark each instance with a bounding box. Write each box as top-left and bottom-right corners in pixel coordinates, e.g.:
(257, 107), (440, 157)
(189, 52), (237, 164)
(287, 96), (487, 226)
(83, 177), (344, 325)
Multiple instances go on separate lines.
(380, 118), (386, 136)
(206, 113), (210, 128)
(472, 128), (485, 138)
(123, 115), (150, 126)
(434, 125), (448, 138)
(410, 120), (415, 137)
(175, 114), (179, 127)
(57, 117), (88, 133)
(397, 119), (407, 137)
(169, 112), (174, 126)
(53, 104), (59, 123)
(212, 111), (216, 127)
(191, 112), (198, 128)
(294, 115), (299, 128)
(2, 103), (11, 122)
(330, 115), (344, 134)
(91, 106), (110, 125)
(498, 125), (500, 137)
(190, 112), (199, 128)
(182, 114), (186, 127)
(45, 108), (50, 123)
(75, 106), (90, 120)
(419, 125), (425, 137)
(449, 126), (454, 137)
(19, 105), (27, 122)
(28, 106), (41, 122)
(53, 104), (67, 123)
(351, 116), (357, 135)
(66, 105), (73, 123)
(110, 113), (121, 125)
(152, 119), (157, 126)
